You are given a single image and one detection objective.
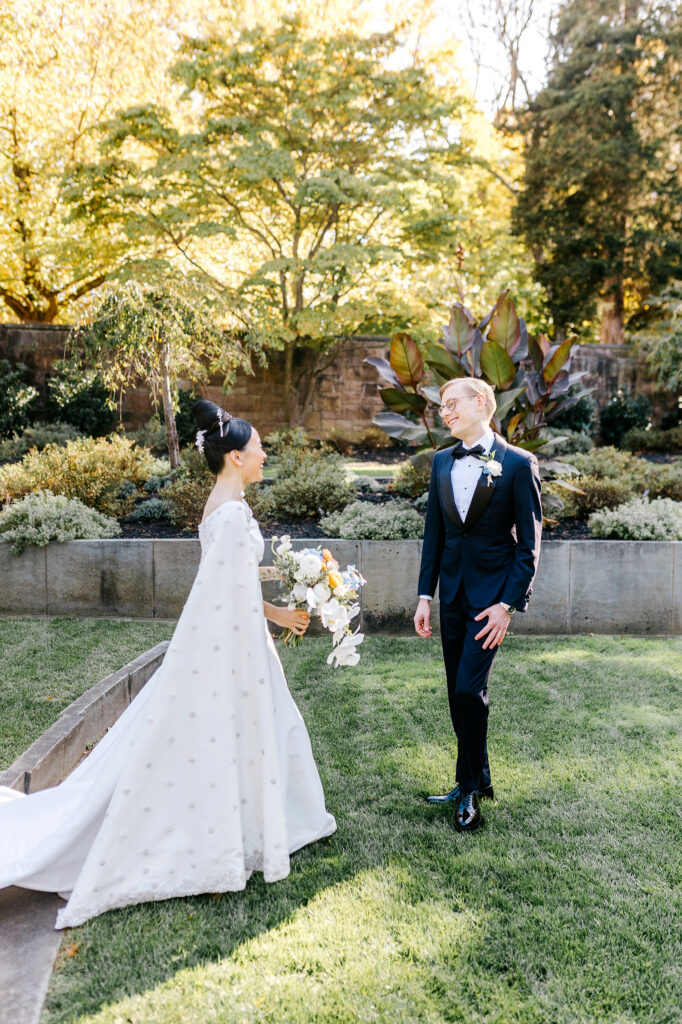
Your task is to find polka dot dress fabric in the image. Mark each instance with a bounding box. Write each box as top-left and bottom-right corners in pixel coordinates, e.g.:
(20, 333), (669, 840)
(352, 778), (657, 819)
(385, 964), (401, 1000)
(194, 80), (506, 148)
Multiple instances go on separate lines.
(0, 500), (336, 928)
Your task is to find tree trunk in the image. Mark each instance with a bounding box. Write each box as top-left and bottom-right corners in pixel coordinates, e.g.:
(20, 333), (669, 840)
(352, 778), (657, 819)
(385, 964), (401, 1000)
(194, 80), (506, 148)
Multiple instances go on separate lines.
(599, 277), (625, 345)
(160, 347), (180, 468)
(282, 342), (301, 427)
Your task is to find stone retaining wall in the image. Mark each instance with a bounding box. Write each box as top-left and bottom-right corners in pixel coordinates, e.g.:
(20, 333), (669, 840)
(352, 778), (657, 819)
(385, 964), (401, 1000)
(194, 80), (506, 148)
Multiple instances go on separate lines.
(1, 323), (677, 437)
(1, 539), (680, 634)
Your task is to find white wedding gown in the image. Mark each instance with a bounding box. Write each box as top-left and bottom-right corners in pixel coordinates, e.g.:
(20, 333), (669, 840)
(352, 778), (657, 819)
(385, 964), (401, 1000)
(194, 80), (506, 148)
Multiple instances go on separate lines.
(0, 499), (336, 929)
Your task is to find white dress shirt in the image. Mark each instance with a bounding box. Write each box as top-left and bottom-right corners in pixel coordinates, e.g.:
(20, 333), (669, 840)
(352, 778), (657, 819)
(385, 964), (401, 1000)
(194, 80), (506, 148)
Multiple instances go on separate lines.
(420, 428), (495, 602)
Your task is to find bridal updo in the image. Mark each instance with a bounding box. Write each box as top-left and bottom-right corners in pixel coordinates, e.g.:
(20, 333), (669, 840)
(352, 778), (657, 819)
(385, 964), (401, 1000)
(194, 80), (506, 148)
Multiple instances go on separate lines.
(193, 399), (253, 474)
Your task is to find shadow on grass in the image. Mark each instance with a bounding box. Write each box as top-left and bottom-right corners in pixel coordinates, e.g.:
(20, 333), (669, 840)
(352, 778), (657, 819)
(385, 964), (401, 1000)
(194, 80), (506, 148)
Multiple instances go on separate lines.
(42, 636), (682, 1024)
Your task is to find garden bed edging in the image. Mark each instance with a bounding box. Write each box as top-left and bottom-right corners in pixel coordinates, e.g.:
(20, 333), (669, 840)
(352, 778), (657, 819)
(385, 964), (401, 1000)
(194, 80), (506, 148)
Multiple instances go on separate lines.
(0, 538), (680, 635)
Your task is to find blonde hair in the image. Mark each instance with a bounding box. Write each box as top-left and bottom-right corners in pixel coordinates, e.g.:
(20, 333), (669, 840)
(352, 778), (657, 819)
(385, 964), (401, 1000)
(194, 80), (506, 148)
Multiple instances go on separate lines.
(439, 377), (497, 420)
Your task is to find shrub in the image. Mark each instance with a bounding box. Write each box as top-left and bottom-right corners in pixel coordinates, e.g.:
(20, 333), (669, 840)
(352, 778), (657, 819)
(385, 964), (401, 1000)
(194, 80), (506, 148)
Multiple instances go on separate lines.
(47, 363), (115, 436)
(589, 497), (682, 540)
(325, 428), (355, 455)
(0, 360), (38, 438)
(320, 499), (425, 540)
(165, 448), (213, 531)
(126, 416), (168, 455)
(642, 461), (682, 502)
(0, 490), (120, 555)
(621, 425), (682, 453)
(542, 427), (594, 456)
(354, 476), (385, 494)
(262, 447), (354, 520)
(562, 476), (636, 519)
(599, 389), (651, 447)
(391, 459), (431, 498)
(569, 447), (646, 481)
(549, 393), (596, 435)
(356, 425), (392, 450)
(263, 427), (309, 456)
(0, 421), (83, 463)
(126, 497), (172, 522)
(0, 436), (157, 517)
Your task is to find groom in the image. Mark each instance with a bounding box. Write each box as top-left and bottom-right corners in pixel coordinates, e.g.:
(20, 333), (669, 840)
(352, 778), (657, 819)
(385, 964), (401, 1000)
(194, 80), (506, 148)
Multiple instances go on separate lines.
(414, 377), (542, 832)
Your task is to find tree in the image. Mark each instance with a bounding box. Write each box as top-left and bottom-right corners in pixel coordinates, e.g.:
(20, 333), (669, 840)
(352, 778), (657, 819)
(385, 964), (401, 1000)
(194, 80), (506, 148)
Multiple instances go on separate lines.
(632, 280), (682, 391)
(67, 17), (479, 425)
(513, 0), (682, 343)
(0, 0), (205, 323)
(67, 282), (259, 467)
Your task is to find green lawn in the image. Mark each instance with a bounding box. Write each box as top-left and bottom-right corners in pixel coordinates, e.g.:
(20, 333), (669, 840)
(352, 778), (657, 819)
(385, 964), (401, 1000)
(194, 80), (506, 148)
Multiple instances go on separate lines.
(33, 633), (681, 1024)
(0, 618), (174, 769)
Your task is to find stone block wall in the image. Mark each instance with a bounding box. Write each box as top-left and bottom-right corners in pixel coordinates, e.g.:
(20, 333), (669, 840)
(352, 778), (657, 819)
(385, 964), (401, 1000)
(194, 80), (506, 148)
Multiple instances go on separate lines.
(0, 323), (676, 438)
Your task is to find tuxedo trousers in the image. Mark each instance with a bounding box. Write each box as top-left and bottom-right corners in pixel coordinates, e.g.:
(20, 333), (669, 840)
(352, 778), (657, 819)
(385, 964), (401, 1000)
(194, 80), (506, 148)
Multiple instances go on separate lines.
(440, 586), (497, 795)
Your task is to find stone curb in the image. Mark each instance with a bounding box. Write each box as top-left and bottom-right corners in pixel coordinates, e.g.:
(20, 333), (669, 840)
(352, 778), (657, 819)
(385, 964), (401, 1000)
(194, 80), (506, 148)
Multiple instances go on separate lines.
(0, 642), (168, 795)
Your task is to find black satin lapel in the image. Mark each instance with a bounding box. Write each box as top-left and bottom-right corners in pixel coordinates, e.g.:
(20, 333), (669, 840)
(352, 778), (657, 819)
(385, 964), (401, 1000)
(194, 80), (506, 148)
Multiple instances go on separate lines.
(463, 436), (509, 528)
(438, 455), (464, 528)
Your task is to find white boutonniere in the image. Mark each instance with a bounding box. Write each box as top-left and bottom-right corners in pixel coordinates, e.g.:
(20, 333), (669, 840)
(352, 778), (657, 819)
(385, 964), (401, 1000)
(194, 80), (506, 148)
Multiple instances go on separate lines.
(479, 449), (503, 486)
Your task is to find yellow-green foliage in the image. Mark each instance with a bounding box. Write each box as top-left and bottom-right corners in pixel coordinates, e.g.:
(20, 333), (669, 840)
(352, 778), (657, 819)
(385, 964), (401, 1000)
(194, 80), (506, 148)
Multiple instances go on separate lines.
(164, 448), (213, 532)
(391, 459), (431, 498)
(0, 436), (157, 517)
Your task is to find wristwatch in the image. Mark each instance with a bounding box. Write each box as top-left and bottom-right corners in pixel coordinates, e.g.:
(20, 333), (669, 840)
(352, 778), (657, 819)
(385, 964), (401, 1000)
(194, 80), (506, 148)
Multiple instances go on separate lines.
(500, 602), (516, 615)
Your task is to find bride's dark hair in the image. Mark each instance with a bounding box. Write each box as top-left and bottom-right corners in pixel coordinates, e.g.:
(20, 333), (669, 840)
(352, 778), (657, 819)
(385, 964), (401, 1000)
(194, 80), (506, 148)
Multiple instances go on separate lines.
(193, 399), (253, 474)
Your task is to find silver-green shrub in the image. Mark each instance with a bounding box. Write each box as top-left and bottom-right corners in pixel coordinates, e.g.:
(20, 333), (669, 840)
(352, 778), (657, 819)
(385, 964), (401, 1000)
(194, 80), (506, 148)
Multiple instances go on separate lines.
(126, 497), (171, 522)
(542, 427), (594, 456)
(588, 497), (682, 540)
(321, 500), (424, 540)
(0, 490), (121, 555)
(391, 459), (431, 498)
(0, 421), (83, 463)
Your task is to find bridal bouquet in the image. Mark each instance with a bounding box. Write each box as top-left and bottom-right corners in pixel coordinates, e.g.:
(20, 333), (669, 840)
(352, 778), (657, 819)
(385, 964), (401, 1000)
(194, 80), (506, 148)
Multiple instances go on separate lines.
(270, 536), (366, 666)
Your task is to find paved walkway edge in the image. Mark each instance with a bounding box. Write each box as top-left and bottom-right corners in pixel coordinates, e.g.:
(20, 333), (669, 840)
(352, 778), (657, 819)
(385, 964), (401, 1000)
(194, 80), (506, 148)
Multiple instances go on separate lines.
(0, 642), (168, 1024)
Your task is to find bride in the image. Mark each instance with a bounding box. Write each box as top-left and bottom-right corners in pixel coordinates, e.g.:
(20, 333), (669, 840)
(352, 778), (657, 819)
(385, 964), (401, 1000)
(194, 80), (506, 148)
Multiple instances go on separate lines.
(0, 400), (336, 929)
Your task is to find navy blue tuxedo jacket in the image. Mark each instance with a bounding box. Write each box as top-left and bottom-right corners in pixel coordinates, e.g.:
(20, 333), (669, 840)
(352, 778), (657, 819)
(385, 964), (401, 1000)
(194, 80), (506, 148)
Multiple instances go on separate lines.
(418, 436), (542, 611)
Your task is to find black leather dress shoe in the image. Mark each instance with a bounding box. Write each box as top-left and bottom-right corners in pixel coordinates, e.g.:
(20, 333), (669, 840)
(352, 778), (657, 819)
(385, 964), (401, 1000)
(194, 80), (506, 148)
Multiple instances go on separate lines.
(455, 792), (482, 832)
(426, 784), (494, 804)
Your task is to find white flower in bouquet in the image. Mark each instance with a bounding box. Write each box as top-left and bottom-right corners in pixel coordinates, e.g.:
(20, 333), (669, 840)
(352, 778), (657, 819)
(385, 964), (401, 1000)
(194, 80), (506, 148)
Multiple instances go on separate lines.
(313, 581), (332, 603)
(320, 598), (350, 633)
(275, 537), (292, 556)
(327, 631), (364, 667)
(292, 582), (309, 603)
(295, 552), (324, 582)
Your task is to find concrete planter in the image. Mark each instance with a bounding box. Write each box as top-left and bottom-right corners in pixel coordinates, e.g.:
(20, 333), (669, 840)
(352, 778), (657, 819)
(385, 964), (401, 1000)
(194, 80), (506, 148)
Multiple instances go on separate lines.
(1, 538), (680, 634)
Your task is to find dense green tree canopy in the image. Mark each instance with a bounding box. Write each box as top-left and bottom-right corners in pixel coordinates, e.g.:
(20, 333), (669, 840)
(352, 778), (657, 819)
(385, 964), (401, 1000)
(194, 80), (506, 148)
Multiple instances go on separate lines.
(68, 17), (486, 422)
(514, 0), (682, 342)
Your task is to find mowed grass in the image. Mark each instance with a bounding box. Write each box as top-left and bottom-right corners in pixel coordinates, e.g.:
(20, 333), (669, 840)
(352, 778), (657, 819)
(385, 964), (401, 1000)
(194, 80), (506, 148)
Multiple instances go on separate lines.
(0, 618), (174, 768)
(39, 635), (681, 1024)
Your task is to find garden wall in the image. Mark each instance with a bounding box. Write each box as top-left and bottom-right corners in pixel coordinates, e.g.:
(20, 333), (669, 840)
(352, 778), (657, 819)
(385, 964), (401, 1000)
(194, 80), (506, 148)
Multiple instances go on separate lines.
(2, 538), (680, 635)
(1, 324), (677, 437)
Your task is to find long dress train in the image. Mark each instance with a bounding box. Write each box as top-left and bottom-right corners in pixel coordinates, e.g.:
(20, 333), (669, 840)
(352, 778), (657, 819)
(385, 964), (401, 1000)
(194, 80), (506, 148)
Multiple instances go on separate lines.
(0, 499), (336, 928)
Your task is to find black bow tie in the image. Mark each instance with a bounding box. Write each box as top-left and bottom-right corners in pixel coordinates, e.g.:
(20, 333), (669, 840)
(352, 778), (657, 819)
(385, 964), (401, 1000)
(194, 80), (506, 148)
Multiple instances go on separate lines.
(451, 442), (486, 460)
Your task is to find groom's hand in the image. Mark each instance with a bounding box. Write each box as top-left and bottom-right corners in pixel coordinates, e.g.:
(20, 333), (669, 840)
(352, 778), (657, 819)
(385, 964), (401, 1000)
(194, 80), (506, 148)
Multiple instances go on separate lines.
(474, 604), (512, 649)
(414, 599), (433, 638)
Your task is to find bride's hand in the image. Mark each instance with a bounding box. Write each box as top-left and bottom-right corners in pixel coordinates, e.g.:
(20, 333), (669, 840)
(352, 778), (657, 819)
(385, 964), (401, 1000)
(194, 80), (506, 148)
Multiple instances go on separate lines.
(274, 607), (310, 635)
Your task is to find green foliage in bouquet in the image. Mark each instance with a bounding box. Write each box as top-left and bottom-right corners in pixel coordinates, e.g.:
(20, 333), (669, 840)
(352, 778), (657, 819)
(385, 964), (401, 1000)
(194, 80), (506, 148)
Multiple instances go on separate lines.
(0, 490), (121, 555)
(589, 497), (682, 540)
(321, 500), (424, 540)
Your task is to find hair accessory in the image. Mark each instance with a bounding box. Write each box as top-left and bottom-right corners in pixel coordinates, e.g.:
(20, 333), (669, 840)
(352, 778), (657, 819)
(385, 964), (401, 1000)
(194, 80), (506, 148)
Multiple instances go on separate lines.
(195, 429), (207, 454)
(216, 409), (233, 438)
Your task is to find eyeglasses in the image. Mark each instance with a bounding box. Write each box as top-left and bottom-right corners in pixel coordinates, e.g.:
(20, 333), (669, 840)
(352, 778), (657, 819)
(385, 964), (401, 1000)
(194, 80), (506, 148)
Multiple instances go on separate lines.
(439, 396), (475, 417)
